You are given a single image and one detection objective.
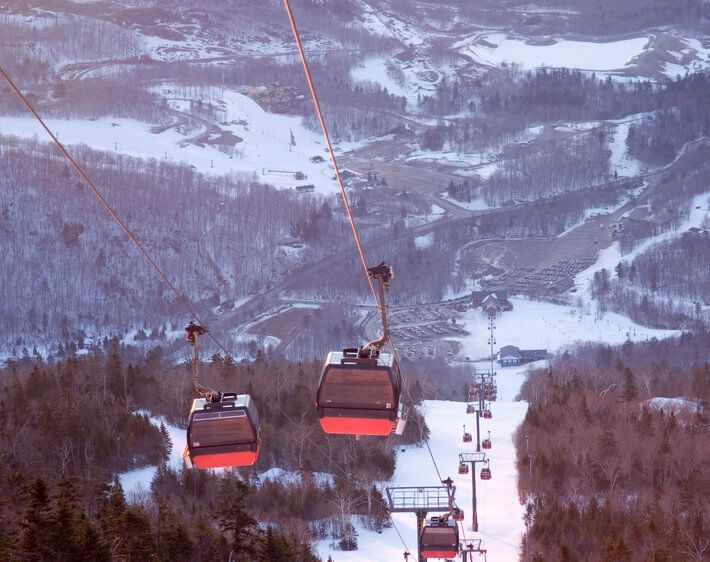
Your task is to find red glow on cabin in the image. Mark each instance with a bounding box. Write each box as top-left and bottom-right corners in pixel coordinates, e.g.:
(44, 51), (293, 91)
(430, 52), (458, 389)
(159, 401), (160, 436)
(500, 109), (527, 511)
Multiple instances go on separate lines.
(319, 416), (394, 436)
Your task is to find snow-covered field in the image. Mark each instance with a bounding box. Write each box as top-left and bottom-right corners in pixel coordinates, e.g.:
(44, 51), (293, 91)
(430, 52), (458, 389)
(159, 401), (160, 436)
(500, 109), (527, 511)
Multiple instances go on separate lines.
(460, 33), (650, 72)
(456, 297), (676, 361)
(458, 32), (710, 79)
(351, 56), (412, 100)
(0, 88), (365, 195)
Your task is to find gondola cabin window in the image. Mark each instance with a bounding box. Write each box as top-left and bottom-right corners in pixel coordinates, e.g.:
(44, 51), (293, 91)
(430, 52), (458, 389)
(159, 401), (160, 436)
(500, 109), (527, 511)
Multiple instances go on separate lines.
(318, 368), (396, 408)
(190, 410), (255, 448)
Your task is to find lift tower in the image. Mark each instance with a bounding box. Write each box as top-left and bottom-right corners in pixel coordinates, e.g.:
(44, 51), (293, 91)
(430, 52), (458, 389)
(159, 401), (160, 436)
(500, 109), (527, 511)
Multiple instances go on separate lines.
(386, 486), (454, 562)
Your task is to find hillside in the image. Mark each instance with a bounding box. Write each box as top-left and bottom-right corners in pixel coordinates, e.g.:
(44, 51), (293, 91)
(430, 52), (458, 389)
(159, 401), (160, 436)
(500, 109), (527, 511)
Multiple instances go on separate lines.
(1, 1), (709, 560)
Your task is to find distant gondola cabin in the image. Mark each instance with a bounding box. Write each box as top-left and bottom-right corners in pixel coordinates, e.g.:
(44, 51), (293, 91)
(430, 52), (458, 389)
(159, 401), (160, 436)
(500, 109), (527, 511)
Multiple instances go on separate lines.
(186, 393), (260, 469)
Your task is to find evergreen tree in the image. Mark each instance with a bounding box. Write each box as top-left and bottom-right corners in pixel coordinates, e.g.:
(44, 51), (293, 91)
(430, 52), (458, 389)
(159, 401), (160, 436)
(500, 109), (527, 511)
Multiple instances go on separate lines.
(260, 527), (294, 561)
(217, 479), (261, 561)
(620, 367), (639, 401)
(19, 478), (52, 560)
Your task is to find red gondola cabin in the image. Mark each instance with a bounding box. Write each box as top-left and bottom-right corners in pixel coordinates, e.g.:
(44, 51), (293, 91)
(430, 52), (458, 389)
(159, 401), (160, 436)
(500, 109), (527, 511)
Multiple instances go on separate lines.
(420, 517), (459, 559)
(186, 393), (260, 469)
(316, 348), (406, 436)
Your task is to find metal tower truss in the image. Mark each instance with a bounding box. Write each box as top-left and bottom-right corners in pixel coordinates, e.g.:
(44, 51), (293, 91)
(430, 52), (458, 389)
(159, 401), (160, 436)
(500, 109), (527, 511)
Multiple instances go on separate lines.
(386, 486), (453, 513)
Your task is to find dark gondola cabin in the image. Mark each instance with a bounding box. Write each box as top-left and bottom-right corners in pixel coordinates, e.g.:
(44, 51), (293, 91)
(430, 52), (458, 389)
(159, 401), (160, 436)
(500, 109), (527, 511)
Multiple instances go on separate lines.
(316, 348), (405, 436)
(482, 438), (492, 450)
(466, 404), (475, 414)
(458, 462), (469, 475)
(462, 424), (473, 443)
(186, 393), (260, 469)
(482, 409), (492, 419)
(481, 467), (492, 480)
(420, 517), (459, 559)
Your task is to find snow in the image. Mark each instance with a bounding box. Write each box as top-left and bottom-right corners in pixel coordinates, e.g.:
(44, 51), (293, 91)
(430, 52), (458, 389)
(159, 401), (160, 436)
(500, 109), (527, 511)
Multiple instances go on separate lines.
(414, 232), (434, 249)
(356, 4), (428, 47)
(608, 120), (645, 177)
(0, 87), (371, 196)
(461, 33), (650, 72)
(573, 192), (709, 315)
(404, 203), (446, 228)
(316, 396), (528, 562)
(645, 397), (696, 412)
(554, 121), (600, 133)
(455, 298), (675, 361)
(118, 412), (186, 494)
(260, 468), (334, 487)
(351, 56), (411, 100)
(317, 290), (680, 560)
(439, 193), (491, 211)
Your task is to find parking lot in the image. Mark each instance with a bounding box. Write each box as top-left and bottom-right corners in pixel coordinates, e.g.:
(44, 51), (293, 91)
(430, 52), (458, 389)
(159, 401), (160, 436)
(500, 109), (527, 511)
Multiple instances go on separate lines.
(364, 305), (468, 361)
(485, 257), (596, 293)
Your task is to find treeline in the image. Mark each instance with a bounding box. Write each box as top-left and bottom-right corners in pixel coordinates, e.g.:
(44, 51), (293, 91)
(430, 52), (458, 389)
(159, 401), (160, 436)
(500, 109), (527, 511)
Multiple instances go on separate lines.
(480, 133), (611, 205)
(516, 333), (710, 561)
(456, 0), (708, 35)
(421, 68), (710, 163)
(590, 230), (710, 329)
(0, 342), (439, 559)
(648, 144), (710, 233)
(0, 14), (139, 69)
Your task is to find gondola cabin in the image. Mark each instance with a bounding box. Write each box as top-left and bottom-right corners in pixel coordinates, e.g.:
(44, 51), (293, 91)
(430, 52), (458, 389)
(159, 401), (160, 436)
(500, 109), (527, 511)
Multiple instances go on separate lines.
(482, 409), (492, 419)
(466, 404), (475, 414)
(186, 393), (260, 469)
(458, 462), (469, 475)
(481, 467), (492, 480)
(482, 438), (492, 450)
(316, 348), (405, 436)
(420, 517), (459, 559)
(463, 431), (472, 443)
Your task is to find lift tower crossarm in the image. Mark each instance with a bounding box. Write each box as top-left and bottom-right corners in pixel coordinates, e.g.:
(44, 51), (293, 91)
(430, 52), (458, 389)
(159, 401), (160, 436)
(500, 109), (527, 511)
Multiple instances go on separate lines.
(386, 486), (455, 562)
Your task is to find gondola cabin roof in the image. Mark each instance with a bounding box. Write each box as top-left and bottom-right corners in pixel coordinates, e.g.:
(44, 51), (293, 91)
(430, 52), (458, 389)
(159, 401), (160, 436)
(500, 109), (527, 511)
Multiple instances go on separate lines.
(317, 349), (402, 436)
(186, 393), (260, 470)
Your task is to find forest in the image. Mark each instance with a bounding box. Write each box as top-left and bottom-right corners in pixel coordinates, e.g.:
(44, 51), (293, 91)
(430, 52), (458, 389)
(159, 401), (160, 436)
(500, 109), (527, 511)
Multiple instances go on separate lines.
(587, 229), (710, 329)
(516, 333), (710, 561)
(0, 338), (467, 560)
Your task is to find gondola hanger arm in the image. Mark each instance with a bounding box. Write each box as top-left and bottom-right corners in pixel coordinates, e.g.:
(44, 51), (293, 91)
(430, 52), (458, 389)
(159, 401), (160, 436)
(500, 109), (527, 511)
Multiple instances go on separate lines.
(364, 261), (393, 351)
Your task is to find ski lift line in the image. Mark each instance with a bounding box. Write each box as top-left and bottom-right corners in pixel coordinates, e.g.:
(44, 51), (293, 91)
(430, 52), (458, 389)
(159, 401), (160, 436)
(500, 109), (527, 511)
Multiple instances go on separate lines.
(389, 516), (412, 556)
(391, 340), (449, 491)
(282, 0), (380, 309)
(0, 65), (228, 357)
